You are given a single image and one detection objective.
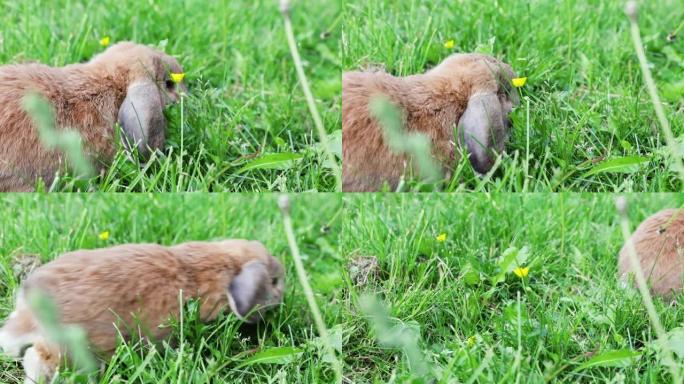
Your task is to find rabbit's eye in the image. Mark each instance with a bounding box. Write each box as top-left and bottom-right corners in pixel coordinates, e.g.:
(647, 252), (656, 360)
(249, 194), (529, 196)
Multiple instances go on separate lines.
(165, 80), (175, 90)
(271, 277), (278, 286)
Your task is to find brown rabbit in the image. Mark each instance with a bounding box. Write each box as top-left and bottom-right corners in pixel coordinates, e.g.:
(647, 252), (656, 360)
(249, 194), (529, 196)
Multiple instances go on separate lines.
(618, 208), (684, 297)
(0, 240), (285, 383)
(342, 53), (519, 192)
(0, 42), (187, 191)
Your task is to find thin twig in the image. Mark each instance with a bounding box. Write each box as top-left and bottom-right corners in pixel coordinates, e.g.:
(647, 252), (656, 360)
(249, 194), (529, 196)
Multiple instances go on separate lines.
(280, 0), (342, 190)
(278, 195), (343, 383)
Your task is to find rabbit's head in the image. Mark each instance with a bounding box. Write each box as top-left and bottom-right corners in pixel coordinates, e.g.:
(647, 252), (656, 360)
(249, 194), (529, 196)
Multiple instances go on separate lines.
(431, 53), (519, 174)
(226, 241), (285, 323)
(90, 42), (187, 157)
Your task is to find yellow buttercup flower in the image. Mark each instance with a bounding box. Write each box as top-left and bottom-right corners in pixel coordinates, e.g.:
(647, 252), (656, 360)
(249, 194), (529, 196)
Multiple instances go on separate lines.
(444, 39), (455, 49)
(511, 77), (527, 88)
(170, 72), (185, 83)
(436, 233), (447, 242)
(513, 266), (529, 278)
(99, 36), (110, 47)
(467, 335), (477, 347)
(98, 231), (110, 241)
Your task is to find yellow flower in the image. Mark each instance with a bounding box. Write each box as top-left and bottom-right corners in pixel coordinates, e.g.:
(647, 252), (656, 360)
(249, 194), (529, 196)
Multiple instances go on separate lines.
(467, 335), (477, 347)
(513, 266), (529, 278)
(98, 231), (110, 241)
(99, 36), (110, 47)
(511, 77), (527, 88)
(170, 72), (185, 83)
(443, 39), (455, 49)
(436, 233), (447, 242)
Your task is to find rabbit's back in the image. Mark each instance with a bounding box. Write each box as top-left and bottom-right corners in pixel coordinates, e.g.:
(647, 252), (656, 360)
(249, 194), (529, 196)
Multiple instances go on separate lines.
(342, 71), (409, 191)
(618, 209), (684, 297)
(23, 244), (189, 353)
(0, 64), (58, 186)
(0, 62), (124, 189)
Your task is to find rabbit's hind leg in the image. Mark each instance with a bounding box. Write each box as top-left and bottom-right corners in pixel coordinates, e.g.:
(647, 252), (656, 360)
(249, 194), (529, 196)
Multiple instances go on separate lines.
(23, 341), (60, 384)
(0, 309), (39, 358)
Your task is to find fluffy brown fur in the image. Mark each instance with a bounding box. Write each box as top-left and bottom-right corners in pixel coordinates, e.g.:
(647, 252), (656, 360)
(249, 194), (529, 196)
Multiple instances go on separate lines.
(0, 42), (186, 191)
(618, 209), (684, 297)
(342, 53), (518, 192)
(0, 240), (284, 382)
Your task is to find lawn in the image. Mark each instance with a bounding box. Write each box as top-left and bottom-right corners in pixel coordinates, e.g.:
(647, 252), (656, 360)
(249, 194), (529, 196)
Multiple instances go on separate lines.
(0, 193), (344, 383)
(342, 0), (684, 192)
(0, 0), (341, 192)
(342, 193), (684, 382)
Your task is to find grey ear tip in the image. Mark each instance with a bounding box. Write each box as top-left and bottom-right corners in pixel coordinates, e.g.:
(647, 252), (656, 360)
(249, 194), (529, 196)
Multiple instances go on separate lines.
(469, 154), (494, 174)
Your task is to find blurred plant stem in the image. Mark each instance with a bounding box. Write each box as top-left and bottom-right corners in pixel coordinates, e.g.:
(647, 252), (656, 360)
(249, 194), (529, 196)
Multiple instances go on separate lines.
(616, 196), (682, 384)
(278, 195), (343, 383)
(280, 0), (341, 190)
(625, 1), (684, 185)
(369, 96), (442, 188)
(22, 93), (94, 181)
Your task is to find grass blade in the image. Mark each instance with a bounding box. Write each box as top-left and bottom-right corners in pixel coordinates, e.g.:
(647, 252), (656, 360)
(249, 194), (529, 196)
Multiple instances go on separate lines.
(583, 156), (650, 177)
(236, 347), (303, 368)
(575, 350), (641, 371)
(238, 153), (304, 173)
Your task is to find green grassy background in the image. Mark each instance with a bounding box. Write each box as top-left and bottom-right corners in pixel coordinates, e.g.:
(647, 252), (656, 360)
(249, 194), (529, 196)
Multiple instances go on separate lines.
(0, 0), (341, 192)
(343, 0), (684, 192)
(342, 193), (684, 382)
(0, 193), (344, 383)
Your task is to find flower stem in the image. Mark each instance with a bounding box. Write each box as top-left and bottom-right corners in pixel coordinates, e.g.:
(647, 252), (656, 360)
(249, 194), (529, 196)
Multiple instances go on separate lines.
(625, 1), (684, 185)
(280, 0), (342, 190)
(278, 195), (343, 383)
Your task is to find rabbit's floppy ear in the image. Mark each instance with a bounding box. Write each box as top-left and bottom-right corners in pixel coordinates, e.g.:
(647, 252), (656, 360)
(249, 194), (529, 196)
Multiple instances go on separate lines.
(457, 92), (505, 174)
(117, 79), (166, 156)
(227, 260), (270, 322)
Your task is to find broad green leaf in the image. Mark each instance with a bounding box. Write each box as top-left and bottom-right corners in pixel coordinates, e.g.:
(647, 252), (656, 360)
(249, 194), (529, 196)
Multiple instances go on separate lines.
(584, 156), (649, 177)
(314, 76), (341, 100)
(663, 46), (684, 68)
(273, 136), (287, 147)
(491, 246), (529, 285)
(236, 346), (303, 368)
(326, 129), (342, 159)
(238, 153), (303, 173)
(655, 327), (684, 359)
(462, 263), (481, 286)
(474, 36), (496, 55)
(663, 80), (684, 103)
(575, 349), (640, 371)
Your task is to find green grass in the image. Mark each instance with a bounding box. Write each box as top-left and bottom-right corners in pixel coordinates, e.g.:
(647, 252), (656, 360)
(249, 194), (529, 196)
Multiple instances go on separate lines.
(342, 193), (684, 382)
(0, 0), (341, 192)
(0, 193), (344, 383)
(343, 0), (684, 192)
